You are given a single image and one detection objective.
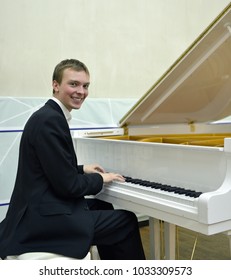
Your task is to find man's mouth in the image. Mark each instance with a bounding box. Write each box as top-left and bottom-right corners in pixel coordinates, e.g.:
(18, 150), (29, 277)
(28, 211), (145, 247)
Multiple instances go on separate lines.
(72, 97), (83, 102)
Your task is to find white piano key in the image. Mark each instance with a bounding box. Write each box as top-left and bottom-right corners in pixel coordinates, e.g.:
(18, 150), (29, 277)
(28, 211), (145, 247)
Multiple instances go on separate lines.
(104, 180), (198, 207)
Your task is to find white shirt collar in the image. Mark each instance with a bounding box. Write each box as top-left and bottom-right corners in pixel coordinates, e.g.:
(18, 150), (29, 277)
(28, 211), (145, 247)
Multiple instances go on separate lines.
(51, 97), (72, 123)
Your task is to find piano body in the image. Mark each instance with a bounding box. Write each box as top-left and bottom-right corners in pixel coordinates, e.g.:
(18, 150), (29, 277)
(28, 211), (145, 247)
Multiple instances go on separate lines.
(73, 3), (231, 259)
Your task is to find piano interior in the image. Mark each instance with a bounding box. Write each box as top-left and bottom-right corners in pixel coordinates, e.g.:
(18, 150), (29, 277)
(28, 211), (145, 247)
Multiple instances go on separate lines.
(100, 133), (231, 147)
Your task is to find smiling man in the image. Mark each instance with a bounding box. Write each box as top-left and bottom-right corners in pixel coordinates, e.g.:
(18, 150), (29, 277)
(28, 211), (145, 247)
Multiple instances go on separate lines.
(0, 59), (145, 260)
(52, 60), (90, 111)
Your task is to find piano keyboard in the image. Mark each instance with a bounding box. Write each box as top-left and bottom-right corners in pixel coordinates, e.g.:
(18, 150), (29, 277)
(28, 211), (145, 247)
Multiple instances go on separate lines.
(124, 176), (202, 198)
(103, 176), (203, 208)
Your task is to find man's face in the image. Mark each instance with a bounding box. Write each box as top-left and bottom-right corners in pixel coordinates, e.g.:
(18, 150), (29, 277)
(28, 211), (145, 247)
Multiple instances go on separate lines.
(52, 68), (90, 111)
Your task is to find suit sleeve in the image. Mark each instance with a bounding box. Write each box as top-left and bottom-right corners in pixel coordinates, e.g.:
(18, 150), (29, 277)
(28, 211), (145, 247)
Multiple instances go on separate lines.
(77, 165), (84, 174)
(34, 115), (103, 198)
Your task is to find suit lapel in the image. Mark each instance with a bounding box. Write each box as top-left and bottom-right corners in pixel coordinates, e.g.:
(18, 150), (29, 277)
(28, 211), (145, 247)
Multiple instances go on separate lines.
(46, 99), (78, 167)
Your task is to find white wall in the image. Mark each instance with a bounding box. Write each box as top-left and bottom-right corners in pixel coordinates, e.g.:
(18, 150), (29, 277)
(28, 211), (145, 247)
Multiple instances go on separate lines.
(0, 0), (230, 99)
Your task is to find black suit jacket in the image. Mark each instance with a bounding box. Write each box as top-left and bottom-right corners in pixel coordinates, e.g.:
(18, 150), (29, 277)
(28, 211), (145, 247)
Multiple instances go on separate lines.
(0, 99), (103, 258)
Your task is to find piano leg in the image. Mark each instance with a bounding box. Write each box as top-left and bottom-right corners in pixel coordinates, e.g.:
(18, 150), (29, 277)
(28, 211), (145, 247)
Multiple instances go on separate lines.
(149, 218), (161, 259)
(164, 222), (176, 260)
(224, 230), (231, 257)
(149, 218), (176, 260)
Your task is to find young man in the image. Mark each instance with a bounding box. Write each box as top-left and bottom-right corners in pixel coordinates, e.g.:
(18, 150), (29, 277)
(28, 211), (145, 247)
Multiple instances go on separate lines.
(0, 59), (145, 260)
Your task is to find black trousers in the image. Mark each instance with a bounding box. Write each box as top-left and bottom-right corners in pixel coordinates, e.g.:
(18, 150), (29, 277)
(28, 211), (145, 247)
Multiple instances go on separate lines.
(86, 199), (146, 260)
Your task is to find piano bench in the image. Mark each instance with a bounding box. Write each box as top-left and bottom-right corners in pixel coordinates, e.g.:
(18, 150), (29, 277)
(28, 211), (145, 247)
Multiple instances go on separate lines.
(4, 251), (91, 260)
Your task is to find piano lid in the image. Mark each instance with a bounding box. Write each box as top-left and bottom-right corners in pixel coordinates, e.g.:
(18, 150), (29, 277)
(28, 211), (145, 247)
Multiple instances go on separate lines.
(120, 4), (231, 127)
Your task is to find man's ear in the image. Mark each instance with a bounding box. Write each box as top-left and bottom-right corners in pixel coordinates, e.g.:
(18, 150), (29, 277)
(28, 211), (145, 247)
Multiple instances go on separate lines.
(52, 80), (59, 93)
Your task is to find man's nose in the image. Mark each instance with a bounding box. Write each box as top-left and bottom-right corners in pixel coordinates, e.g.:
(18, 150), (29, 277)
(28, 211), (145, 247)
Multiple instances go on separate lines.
(76, 85), (85, 94)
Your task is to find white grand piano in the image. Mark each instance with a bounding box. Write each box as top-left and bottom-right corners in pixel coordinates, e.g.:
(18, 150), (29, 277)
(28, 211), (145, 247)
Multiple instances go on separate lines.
(73, 3), (231, 259)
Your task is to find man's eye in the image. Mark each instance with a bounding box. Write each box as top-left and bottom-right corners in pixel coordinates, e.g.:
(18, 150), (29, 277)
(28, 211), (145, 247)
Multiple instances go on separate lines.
(84, 84), (89, 89)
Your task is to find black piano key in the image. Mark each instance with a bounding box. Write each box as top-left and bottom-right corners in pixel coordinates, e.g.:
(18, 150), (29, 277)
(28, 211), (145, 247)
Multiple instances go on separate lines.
(184, 191), (195, 197)
(191, 192), (202, 198)
(174, 189), (187, 194)
(161, 185), (174, 192)
(123, 176), (202, 198)
(151, 184), (163, 189)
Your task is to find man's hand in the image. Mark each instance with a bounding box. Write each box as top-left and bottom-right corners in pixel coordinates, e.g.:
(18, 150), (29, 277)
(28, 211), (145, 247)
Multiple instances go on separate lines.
(83, 164), (105, 174)
(99, 172), (125, 183)
(83, 164), (125, 183)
